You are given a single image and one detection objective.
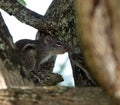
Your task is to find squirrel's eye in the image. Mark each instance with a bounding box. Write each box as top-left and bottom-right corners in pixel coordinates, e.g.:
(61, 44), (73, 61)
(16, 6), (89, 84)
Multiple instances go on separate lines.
(56, 41), (62, 47)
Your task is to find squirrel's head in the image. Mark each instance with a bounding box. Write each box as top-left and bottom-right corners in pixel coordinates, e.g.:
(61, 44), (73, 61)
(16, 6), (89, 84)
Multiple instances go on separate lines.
(42, 35), (68, 55)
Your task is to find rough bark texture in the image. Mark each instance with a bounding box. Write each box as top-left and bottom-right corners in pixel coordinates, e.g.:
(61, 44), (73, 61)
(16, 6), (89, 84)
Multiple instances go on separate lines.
(0, 87), (113, 105)
(0, 12), (34, 88)
(74, 0), (120, 104)
(0, 0), (58, 33)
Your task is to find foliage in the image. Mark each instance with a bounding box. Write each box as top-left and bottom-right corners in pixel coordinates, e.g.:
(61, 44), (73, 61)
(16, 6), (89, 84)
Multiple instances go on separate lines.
(17, 0), (26, 6)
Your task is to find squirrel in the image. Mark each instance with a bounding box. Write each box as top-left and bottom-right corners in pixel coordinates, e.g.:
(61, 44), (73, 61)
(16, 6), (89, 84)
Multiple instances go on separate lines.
(15, 34), (67, 78)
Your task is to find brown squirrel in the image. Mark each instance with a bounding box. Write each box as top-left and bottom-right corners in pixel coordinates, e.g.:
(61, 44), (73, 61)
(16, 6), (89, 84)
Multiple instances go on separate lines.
(15, 34), (67, 76)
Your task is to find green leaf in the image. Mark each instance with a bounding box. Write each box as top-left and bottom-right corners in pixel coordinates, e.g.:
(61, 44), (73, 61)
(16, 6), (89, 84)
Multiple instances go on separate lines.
(17, 0), (27, 6)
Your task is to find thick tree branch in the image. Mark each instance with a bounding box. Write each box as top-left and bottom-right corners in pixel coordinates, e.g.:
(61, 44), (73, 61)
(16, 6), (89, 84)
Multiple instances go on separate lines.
(0, 12), (19, 67)
(0, 12), (35, 88)
(0, 0), (58, 33)
(0, 87), (113, 105)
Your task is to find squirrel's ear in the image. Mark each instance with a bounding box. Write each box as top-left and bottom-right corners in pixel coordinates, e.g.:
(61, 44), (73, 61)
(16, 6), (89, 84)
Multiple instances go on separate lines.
(43, 35), (52, 44)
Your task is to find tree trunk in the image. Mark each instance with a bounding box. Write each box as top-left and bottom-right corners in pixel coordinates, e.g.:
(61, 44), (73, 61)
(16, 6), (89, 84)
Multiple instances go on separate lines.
(74, 0), (120, 104)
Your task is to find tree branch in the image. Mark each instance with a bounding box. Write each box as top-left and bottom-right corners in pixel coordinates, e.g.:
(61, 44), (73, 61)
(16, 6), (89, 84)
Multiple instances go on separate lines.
(0, 0), (58, 33)
(0, 12), (18, 67)
(0, 12), (35, 88)
(0, 87), (113, 105)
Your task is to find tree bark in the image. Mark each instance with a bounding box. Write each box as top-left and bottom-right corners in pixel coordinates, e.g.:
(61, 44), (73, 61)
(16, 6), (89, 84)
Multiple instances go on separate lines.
(0, 0), (58, 33)
(74, 0), (120, 104)
(0, 12), (34, 88)
(0, 87), (113, 105)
